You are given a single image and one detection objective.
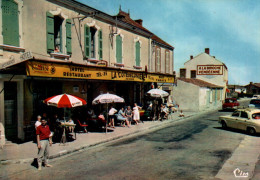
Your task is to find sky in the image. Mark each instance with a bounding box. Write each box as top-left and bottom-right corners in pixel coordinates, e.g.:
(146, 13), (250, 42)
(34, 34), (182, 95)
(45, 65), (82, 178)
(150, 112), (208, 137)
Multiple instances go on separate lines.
(78, 0), (260, 85)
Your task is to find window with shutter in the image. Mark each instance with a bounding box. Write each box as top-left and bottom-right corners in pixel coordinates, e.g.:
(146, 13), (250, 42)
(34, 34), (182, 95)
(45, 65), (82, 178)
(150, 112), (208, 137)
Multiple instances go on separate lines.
(99, 30), (103, 60)
(66, 19), (72, 55)
(155, 47), (161, 72)
(116, 35), (122, 63)
(135, 41), (140, 67)
(2, 0), (19, 46)
(46, 12), (54, 53)
(84, 25), (90, 58)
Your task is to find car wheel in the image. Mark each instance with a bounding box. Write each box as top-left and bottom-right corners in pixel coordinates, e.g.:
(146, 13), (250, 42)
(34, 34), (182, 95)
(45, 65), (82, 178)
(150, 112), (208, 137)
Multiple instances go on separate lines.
(247, 127), (256, 135)
(221, 121), (227, 129)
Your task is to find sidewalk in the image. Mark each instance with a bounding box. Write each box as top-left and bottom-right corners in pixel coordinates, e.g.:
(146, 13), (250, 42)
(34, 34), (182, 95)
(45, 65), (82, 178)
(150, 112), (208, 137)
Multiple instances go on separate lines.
(0, 110), (206, 165)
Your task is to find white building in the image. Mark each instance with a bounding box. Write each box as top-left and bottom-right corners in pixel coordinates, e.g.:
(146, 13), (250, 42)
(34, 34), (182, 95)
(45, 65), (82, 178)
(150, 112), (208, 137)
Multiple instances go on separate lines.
(173, 48), (228, 111)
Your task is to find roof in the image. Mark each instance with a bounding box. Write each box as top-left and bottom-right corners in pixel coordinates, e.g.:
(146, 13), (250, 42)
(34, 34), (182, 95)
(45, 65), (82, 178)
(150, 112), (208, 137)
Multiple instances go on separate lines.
(115, 10), (174, 50)
(177, 78), (223, 88)
(245, 83), (260, 88)
(184, 52), (228, 70)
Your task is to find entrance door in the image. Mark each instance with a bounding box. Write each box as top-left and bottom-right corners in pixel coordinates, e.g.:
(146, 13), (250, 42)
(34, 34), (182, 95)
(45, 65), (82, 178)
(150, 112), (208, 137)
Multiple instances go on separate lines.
(4, 82), (18, 141)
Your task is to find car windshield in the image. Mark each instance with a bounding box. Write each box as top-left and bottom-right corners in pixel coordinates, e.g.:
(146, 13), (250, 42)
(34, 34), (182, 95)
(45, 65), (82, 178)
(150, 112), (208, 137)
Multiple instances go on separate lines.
(225, 99), (235, 103)
(232, 111), (240, 117)
(250, 100), (260, 104)
(252, 113), (260, 119)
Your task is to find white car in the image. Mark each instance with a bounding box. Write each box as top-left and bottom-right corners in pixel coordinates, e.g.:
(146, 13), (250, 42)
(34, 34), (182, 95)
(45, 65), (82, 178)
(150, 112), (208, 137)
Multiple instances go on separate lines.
(252, 95), (260, 99)
(219, 109), (260, 135)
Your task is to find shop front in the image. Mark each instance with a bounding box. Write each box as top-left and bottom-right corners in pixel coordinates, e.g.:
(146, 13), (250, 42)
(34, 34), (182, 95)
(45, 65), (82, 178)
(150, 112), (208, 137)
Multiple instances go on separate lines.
(0, 59), (174, 143)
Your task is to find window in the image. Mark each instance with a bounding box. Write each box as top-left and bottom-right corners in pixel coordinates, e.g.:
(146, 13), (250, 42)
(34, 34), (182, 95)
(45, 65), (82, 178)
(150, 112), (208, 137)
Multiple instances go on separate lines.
(252, 113), (260, 119)
(165, 51), (170, 73)
(232, 111), (240, 117)
(191, 70), (196, 78)
(90, 27), (96, 58)
(2, 0), (19, 46)
(54, 16), (63, 52)
(180, 69), (186, 78)
(98, 30), (103, 60)
(240, 111), (248, 119)
(135, 41), (140, 66)
(116, 35), (122, 63)
(155, 47), (161, 72)
(46, 11), (71, 54)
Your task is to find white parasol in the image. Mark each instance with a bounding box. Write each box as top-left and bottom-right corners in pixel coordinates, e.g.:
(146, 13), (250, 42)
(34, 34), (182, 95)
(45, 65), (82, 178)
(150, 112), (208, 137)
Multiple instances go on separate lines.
(92, 93), (124, 133)
(146, 89), (169, 98)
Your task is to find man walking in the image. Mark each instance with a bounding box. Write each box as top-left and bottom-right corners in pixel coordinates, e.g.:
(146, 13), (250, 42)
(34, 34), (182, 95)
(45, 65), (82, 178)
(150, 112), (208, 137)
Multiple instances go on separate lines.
(36, 118), (53, 170)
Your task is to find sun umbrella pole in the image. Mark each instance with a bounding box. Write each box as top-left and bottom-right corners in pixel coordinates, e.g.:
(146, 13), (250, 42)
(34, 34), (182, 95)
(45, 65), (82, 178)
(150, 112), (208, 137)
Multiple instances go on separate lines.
(106, 103), (108, 134)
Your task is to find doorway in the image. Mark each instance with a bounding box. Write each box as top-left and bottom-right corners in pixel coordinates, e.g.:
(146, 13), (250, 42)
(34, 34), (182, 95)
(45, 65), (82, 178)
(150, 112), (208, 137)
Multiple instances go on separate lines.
(4, 82), (18, 141)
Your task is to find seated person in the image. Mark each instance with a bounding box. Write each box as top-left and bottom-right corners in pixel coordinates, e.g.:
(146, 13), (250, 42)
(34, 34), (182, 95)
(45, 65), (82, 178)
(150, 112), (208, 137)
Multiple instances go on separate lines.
(67, 118), (75, 133)
(98, 113), (105, 121)
(124, 106), (133, 126)
(162, 105), (169, 119)
(87, 108), (97, 119)
(179, 110), (185, 117)
(118, 107), (130, 127)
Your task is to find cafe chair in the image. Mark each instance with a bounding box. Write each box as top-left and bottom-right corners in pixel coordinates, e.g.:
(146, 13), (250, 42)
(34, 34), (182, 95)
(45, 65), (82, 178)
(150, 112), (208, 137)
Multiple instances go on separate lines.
(77, 120), (88, 133)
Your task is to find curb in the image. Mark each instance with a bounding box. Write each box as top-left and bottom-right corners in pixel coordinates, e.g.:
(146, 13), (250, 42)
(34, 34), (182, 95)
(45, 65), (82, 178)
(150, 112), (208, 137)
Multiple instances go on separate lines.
(0, 108), (218, 165)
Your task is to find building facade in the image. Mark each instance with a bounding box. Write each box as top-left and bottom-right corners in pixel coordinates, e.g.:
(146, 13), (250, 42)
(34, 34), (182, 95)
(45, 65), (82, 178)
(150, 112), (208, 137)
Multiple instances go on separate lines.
(245, 82), (260, 95)
(0, 0), (174, 143)
(173, 48), (228, 111)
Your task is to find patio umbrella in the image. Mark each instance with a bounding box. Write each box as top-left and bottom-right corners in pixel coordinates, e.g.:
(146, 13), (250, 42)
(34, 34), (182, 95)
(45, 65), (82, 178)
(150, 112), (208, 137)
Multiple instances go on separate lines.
(92, 93), (124, 133)
(44, 93), (87, 108)
(43, 93), (87, 144)
(146, 89), (169, 98)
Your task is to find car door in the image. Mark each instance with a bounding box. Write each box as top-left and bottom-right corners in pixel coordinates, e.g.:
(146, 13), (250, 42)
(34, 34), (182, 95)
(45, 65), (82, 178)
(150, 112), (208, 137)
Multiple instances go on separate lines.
(226, 111), (240, 128)
(236, 111), (249, 131)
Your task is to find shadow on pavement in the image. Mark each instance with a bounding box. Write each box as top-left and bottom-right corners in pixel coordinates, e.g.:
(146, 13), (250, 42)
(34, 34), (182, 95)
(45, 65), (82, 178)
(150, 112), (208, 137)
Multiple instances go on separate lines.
(214, 127), (260, 137)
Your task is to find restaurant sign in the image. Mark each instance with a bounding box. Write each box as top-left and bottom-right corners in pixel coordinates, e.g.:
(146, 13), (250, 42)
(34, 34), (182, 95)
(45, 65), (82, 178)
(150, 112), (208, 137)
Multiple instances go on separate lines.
(26, 61), (174, 83)
(197, 65), (223, 75)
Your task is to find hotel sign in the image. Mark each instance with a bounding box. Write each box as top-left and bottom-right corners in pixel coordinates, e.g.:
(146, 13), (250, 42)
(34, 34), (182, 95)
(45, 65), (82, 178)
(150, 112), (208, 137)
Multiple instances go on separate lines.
(26, 61), (174, 83)
(197, 65), (223, 75)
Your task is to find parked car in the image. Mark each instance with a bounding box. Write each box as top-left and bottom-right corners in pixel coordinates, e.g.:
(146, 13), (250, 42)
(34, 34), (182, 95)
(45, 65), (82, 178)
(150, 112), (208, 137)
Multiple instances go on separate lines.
(248, 99), (260, 109)
(219, 108), (260, 134)
(222, 98), (239, 110)
(252, 95), (260, 99)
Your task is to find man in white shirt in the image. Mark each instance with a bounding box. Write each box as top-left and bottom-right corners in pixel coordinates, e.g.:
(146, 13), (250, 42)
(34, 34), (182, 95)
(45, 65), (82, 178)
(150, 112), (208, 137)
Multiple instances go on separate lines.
(108, 106), (117, 128)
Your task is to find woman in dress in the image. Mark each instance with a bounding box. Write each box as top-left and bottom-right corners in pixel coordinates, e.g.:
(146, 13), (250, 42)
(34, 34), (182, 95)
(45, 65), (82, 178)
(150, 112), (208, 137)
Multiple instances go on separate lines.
(125, 106), (133, 126)
(118, 107), (130, 127)
(133, 103), (141, 125)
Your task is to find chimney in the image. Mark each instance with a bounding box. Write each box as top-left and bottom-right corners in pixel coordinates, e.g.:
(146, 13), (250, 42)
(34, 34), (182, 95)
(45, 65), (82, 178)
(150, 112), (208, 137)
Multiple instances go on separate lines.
(135, 19), (143, 26)
(190, 55), (193, 60)
(205, 48), (210, 55)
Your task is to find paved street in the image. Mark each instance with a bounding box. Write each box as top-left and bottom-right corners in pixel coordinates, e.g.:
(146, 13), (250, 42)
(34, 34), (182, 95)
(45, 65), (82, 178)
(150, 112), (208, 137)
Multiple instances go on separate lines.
(0, 108), (250, 180)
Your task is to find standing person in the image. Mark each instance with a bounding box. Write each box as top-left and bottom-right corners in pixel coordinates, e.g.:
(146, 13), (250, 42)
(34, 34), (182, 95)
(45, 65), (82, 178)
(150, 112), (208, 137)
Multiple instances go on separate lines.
(125, 106), (133, 126)
(133, 103), (142, 125)
(36, 119), (53, 170)
(35, 115), (42, 129)
(108, 106), (117, 128)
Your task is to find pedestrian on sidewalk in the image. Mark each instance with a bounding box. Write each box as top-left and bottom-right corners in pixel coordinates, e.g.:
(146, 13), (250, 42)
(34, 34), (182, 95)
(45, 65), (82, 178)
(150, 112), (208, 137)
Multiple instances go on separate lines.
(108, 105), (117, 128)
(133, 103), (142, 124)
(36, 118), (53, 170)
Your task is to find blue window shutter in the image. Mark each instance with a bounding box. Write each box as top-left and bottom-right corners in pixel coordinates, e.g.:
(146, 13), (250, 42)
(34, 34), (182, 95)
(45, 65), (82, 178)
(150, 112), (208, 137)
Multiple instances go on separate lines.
(46, 12), (54, 53)
(2, 0), (19, 46)
(84, 25), (90, 58)
(66, 19), (72, 55)
(99, 30), (103, 60)
(135, 41), (140, 66)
